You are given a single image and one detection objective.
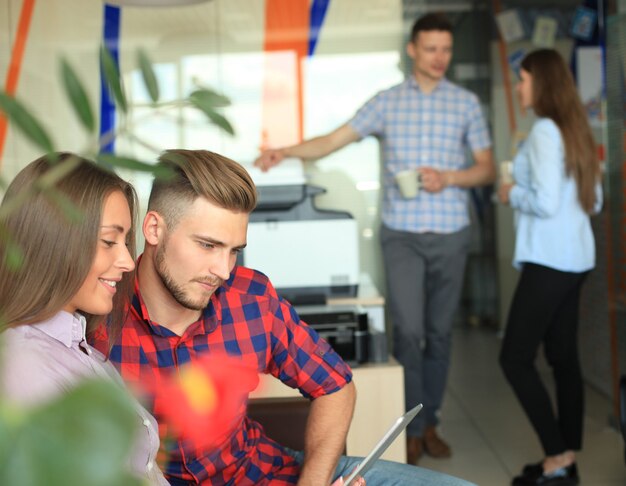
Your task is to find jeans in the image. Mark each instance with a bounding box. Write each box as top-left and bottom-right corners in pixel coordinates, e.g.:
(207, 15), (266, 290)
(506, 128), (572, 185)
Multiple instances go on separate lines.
(288, 449), (476, 486)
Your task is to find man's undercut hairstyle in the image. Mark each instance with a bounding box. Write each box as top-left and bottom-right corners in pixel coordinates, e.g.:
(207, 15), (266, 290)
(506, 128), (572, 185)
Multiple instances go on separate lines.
(148, 149), (257, 229)
(410, 13), (453, 42)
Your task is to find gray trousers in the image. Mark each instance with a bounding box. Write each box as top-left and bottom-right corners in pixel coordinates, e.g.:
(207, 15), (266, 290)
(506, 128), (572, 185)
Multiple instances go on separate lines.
(380, 225), (470, 437)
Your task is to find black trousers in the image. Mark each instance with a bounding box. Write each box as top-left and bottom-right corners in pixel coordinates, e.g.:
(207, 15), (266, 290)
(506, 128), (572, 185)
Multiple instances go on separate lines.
(499, 262), (588, 456)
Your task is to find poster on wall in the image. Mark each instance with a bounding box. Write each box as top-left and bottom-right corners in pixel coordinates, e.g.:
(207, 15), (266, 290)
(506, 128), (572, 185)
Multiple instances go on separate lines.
(576, 46), (604, 127)
(570, 6), (597, 41)
(495, 9), (525, 43)
(532, 16), (557, 48)
(507, 48), (527, 78)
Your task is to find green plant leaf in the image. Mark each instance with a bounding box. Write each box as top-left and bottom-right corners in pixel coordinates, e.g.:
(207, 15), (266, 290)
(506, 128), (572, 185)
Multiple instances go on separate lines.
(205, 108), (235, 136)
(60, 58), (95, 133)
(0, 224), (24, 272)
(188, 89), (231, 108)
(97, 154), (175, 179)
(43, 187), (84, 223)
(0, 412), (14, 476)
(0, 92), (54, 153)
(2, 240), (24, 272)
(189, 104), (235, 135)
(0, 380), (143, 486)
(100, 45), (127, 113)
(34, 154), (83, 190)
(188, 89), (233, 136)
(137, 49), (159, 103)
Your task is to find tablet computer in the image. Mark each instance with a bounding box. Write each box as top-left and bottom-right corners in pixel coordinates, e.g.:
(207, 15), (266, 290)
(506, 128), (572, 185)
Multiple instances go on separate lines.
(343, 403), (423, 486)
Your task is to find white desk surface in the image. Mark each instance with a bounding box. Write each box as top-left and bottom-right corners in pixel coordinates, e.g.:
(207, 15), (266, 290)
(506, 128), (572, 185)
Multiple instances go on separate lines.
(327, 273), (385, 307)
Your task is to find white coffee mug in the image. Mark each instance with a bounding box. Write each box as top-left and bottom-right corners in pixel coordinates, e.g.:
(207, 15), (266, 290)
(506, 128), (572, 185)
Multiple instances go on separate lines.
(500, 161), (514, 184)
(395, 169), (422, 199)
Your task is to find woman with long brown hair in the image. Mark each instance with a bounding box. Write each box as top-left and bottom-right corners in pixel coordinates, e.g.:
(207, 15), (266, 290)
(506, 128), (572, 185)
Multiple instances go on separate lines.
(0, 153), (168, 485)
(498, 49), (602, 486)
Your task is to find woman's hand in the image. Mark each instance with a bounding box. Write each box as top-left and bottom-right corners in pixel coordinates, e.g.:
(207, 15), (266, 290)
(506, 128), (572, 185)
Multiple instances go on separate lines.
(498, 183), (514, 205)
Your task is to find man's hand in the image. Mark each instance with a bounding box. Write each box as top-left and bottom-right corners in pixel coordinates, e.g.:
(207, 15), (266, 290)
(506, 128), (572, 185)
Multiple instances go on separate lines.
(254, 148), (285, 172)
(331, 475), (365, 486)
(418, 167), (450, 193)
(497, 183), (514, 205)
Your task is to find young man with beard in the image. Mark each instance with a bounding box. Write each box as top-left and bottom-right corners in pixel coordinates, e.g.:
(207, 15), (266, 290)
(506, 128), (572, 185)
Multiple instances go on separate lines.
(93, 149), (475, 486)
(255, 13), (495, 465)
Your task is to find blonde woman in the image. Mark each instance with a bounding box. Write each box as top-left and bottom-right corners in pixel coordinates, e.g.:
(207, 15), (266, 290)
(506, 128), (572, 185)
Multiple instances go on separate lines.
(498, 49), (602, 486)
(0, 153), (168, 485)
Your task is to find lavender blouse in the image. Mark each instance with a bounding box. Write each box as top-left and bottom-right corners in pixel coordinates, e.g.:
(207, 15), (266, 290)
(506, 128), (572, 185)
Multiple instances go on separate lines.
(0, 311), (168, 485)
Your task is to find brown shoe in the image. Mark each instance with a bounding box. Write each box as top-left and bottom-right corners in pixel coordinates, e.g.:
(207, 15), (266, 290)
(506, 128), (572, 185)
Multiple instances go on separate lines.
(423, 426), (452, 458)
(406, 436), (424, 465)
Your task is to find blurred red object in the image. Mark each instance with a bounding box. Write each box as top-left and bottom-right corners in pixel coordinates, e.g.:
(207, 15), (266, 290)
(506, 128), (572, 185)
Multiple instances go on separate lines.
(154, 354), (259, 449)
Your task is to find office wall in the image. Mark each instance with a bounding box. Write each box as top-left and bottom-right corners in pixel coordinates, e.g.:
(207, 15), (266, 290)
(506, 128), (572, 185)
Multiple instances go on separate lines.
(0, 0), (103, 181)
(0, 0), (407, 295)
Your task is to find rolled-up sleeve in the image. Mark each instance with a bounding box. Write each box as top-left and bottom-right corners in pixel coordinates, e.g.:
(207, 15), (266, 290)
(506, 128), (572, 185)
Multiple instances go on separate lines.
(265, 295), (352, 400)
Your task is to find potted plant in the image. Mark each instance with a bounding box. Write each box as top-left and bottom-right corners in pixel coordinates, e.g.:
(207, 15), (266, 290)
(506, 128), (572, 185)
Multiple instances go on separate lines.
(0, 47), (238, 486)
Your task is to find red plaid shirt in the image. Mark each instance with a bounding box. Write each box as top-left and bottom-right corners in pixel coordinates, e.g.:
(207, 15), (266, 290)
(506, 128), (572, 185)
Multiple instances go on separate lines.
(91, 264), (353, 485)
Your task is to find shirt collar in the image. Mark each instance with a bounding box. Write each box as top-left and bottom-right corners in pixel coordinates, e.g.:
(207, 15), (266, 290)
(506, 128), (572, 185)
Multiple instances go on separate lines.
(33, 311), (87, 348)
(407, 75), (449, 93)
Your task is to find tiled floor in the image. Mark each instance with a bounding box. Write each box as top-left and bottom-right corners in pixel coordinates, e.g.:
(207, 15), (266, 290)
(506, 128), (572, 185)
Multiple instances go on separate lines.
(416, 327), (626, 486)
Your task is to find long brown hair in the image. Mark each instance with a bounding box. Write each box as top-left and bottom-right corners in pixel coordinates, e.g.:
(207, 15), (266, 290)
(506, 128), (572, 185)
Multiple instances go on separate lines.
(0, 153), (137, 338)
(521, 49), (600, 213)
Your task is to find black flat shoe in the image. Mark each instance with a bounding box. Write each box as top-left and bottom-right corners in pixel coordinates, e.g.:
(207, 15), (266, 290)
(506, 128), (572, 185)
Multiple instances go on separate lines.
(512, 462), (579, 486)
(522, 462), (543, 474)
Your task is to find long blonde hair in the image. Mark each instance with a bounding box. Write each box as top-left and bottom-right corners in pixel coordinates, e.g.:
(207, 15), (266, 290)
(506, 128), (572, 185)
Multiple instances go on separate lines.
(521, 49), (600, 213)
(0, 153), (137, 335)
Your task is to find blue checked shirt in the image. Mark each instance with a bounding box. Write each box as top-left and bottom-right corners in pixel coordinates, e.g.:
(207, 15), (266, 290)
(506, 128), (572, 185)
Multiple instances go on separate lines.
(349, 77), (492, 234)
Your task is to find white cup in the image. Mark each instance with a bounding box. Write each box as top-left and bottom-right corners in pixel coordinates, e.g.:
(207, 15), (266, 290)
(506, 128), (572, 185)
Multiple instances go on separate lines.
(395, 169), (422, 199)
(500, 161), (514, 184)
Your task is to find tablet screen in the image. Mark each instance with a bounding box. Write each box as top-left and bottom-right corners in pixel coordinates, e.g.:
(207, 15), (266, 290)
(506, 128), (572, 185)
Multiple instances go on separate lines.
(343, 403), (423, 486)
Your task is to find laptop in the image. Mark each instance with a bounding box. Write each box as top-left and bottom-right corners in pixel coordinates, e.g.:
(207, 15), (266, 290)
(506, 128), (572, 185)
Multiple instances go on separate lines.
(343, 403), (423, 486)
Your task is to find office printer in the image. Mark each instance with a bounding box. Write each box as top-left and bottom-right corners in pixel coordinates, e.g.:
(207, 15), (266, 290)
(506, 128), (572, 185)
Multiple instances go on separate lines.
(296, 304), (368, 365)
(241, 159), (360, 305)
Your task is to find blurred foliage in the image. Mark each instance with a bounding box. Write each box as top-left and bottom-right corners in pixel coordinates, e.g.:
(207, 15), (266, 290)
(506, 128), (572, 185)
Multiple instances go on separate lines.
(0, 380), (143, 486)
(0, 46), (233, 267)
(0, 47), (235, 485)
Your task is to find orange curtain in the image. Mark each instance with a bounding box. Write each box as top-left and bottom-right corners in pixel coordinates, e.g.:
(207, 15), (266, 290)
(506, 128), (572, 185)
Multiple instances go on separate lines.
(260, 0), (309, 150)
(0, 0), (37, 165)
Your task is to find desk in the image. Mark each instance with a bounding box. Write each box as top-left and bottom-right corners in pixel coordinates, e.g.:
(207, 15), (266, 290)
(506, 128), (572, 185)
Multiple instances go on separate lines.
(250, 358), (406, 462)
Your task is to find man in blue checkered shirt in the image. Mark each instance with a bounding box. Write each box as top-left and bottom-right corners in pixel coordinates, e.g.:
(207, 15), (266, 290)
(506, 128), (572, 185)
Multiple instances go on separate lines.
(255, 13), (495, 466)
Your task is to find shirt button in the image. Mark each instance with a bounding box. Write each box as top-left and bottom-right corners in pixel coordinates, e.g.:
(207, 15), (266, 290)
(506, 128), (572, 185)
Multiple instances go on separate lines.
(143, 418), (151, 427)
(147, 461), (154, 471)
